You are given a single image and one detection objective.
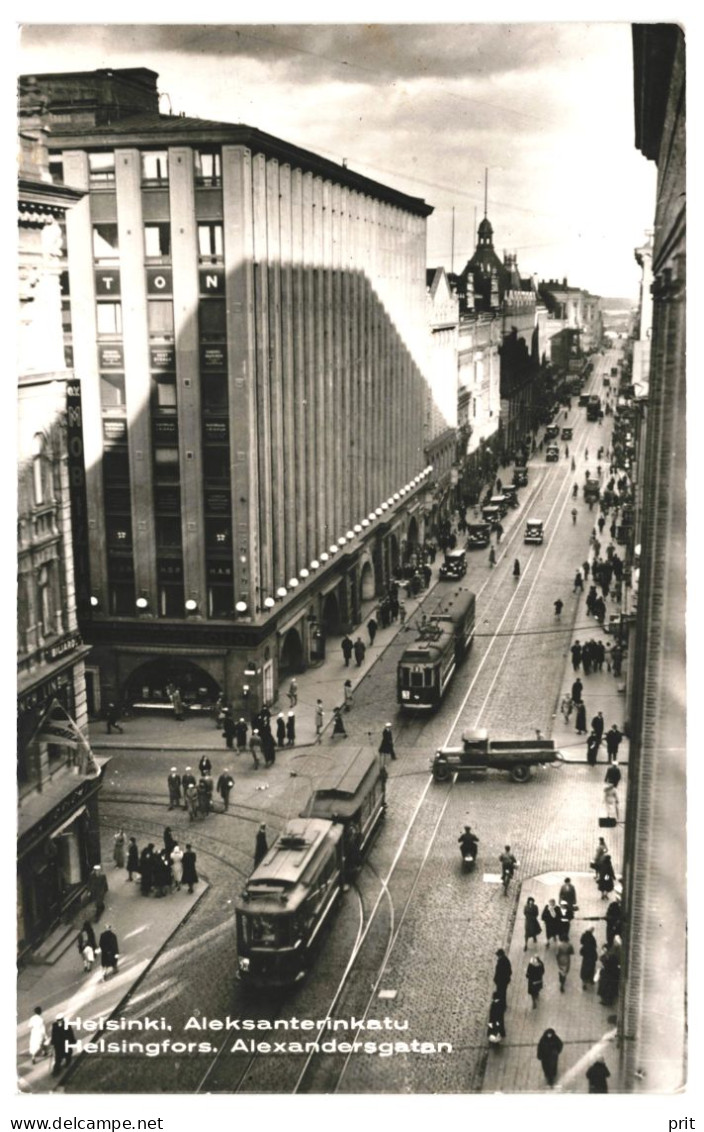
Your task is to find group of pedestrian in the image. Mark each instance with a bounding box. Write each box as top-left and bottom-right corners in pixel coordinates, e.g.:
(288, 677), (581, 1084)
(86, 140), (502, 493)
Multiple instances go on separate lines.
(131, 836), (198, 898)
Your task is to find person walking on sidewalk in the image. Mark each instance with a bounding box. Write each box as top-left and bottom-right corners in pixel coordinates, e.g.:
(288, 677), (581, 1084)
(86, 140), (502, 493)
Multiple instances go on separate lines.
(99, 924), (119, 980)
(558, 878), (578, 929)
(254, 824), (268, 867)
(332, 706), (348, 738)
(77, 921), (97, 971)
(276, 712), (286, 747)
(126, 837), (139, 881)
(541, 899), (562, 947)
(586, 730), (600, 766)
(523, 897), (542, 949)
(592, 710), (605, 744)
(488, 993), (506, 1044)
(341, 635), (354, 667)
(555, 936), (574, 992)
(586, 1057), (611, 1093)
(526, 955), (545, 1008)
(234, 717), (247, 752)
(170, 843), (184, 890)
(287, 678), (298, 707)
(217, 769), (234, 811)
(184, 781), (199, 820)
(573, 570), (584, 593)
(315, 700), (324, 742)
(88, 864), (108, 922)
(106, 703), (123, 734)
(571, 676), (583, 704)
(249, 730), (263, 768)
(221, 710), (236, 750)
(353, 637), (366, 667)
(167, 767), (182, 810)
(379, 723), (397, 760)
(181, 767), (196, 807)
(575, 701), (587, 735)
(579, 927), (598, 988)
(343, 680), (354, 712)
(560, 693), (573, 723)
(590, 836), (609, 879)
(605, 724), (623, 763)
(367, 617), (378, 645)
(113, 828), (126, 870)
(554, 598), (564, 618)
(51, 1015), (76, 1077)
(605, 762), (621, 789)
(286, 711), (296, 746)
(513, 558), (521, 579)
(489, 546), (496, 568)
(28, 1006), (50, 1064)
(181, 844), (198, 893)
(493, 948), (513, 1009)
(537, 1028), (564, 1087)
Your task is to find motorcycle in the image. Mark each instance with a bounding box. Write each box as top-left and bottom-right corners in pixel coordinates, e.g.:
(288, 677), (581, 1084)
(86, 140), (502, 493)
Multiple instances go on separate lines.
(459, 830), (479, 872)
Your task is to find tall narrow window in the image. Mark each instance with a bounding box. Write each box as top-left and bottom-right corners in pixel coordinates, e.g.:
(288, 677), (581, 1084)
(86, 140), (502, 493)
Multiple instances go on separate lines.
(89, 152), (115, 184)
(198, 223), (223, 260)
(93, 224), (119, 262)
(144, 224), (171, 260)
(141, 151), (169, 184)
(96, 301), (123, 335)
(194, 150), (222, 186)
(147, 300), (174, 341)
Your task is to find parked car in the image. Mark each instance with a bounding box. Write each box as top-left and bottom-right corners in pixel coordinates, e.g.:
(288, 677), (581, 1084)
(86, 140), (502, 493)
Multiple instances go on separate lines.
(439, 548), (467, 580)
(545, 425), (559, 440)
(513, 468), (529, 487)
(561, 427), (573, 440)
(466, 521), (492, 549)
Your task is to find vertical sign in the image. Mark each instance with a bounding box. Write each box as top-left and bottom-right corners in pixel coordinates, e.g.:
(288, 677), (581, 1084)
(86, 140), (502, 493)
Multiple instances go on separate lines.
(66, 380), (92, 623)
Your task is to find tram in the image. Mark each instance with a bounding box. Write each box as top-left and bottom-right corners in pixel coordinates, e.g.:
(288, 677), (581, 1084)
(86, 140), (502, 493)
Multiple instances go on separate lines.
(235, 748), (387, 988)
(397, 587), (476, 711)
(301, 746), (387, 875)
(235, 818), (345, 987)
(586, 394), (602, 421)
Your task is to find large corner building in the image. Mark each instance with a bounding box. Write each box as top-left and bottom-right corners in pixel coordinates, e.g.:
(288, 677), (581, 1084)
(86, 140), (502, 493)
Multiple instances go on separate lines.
(21, 67), (448, 716)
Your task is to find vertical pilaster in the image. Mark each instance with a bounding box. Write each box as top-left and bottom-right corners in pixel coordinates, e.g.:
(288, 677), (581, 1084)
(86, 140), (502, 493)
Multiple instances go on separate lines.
(251, 153), (273, 596)
(279, 164), (297, 580)
(114, 147), (158, 607)
(169, 145), (206, 611)
(266, 158), (285, 586)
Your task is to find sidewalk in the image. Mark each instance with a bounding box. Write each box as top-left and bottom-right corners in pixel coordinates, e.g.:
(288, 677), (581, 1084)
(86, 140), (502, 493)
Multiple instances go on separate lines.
(17, 832), (208, 1094)
(87, 567), (444, 756)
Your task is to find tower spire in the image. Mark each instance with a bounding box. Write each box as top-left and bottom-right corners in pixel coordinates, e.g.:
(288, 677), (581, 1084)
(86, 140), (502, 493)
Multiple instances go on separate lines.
(484, 167), (488, 218)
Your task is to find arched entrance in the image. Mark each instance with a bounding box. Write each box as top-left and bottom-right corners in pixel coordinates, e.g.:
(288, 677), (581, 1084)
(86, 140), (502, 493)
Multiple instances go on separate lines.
(388, 532), (400, 576)
(359, 560), (375, 601)
(407, 515), (419, 552)
(123, 658), (220, 707)
(279, 627), (304, 675)
(321, 591), (342, 635)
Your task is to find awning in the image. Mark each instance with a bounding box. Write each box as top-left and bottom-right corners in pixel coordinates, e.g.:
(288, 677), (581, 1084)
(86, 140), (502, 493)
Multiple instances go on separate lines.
(49, 805), (87, 839)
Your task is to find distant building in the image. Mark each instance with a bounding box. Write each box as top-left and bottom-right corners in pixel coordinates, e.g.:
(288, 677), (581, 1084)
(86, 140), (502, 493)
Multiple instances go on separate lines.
(20, 67), (449, 716)
(17, 83), (104, 957)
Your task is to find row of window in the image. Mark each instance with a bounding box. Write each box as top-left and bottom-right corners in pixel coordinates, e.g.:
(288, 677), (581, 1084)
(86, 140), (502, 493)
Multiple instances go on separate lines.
(93, 222), (223, 262)
(100, 372), (229, 417)
(50, 150), (222, 188)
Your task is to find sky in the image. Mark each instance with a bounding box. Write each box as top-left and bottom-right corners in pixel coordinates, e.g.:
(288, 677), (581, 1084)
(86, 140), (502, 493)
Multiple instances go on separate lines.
(15, 18), (663, 300)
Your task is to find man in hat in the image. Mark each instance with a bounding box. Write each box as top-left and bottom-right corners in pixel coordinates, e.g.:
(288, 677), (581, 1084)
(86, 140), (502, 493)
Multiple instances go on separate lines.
(167, 767), (181, 810)
(87, 864), (108, 922)
(286, 711), (296, 747)
(217, 768), (234, 812)
(181, 766), (196, 809)
(493, 948), (512, 1009)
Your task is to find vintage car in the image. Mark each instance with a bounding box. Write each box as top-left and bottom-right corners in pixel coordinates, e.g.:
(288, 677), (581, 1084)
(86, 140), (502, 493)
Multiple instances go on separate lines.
(584, 480), (601, 504)
(513, 467), (529, 488)
(578, 393), (591, 407)
(432, 729), (564, 783)
(561, 426), (573, 440)
(546, 444), (560, 462)
(489, 494), (509, 517)
(438, 548), (467, 580)
(524, 518), (544, 544)
(545, 425), (560, 440)
(481, 504), (502, 527)
(466, 521), (492, 549)
(501, 484), (519, 507)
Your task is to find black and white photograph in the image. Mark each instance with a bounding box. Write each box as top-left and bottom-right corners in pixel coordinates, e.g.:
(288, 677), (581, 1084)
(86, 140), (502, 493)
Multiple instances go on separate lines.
(14, 7), (689, 1117)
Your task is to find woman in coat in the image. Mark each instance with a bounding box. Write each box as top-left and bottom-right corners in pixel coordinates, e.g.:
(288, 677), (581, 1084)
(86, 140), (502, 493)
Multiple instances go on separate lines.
(597, 853), (615, 898)
(580, 927), (598, 988)
(170, 844), (184, 890)
(541, 899), (562, 947)
(537, 1028), (564, 1086)
(77, 921), (97, 971)
(487, 992), (506, 1042)
(29, 1006), (49, 1063)
(181, 844), (198, 894)
(525, 955), (545, 1008)
(98, 924), (119, 980)
(113, 829), (126, 869)
(575, 702), (587, 734)
(139, 844), (154, 895)
(523, 897), (542, 950)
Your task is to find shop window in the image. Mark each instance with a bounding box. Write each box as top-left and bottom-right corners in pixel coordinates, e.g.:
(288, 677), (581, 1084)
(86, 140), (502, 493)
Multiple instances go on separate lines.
(144, 223), (171, 260)
(96, 301), (123, 336)
(208, 584), (234, 619)
(93, 224), (119, 262)
(109, 582), (135, 616)
(148, 300), (174, 341)
(100, 372), (126, 410)
(194, 151), (222, 187)
(141, 151), (169, 185)
(89, 151), (115, 185)
(198, 223), (223, 260)
(159, 581), (184, 618)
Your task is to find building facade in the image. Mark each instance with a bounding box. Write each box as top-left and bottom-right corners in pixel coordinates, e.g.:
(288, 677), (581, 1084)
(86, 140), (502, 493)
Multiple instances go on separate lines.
(23, 68), (447, 717)
(18, 85), (103, 957)
(619, 23), (686, 1091)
